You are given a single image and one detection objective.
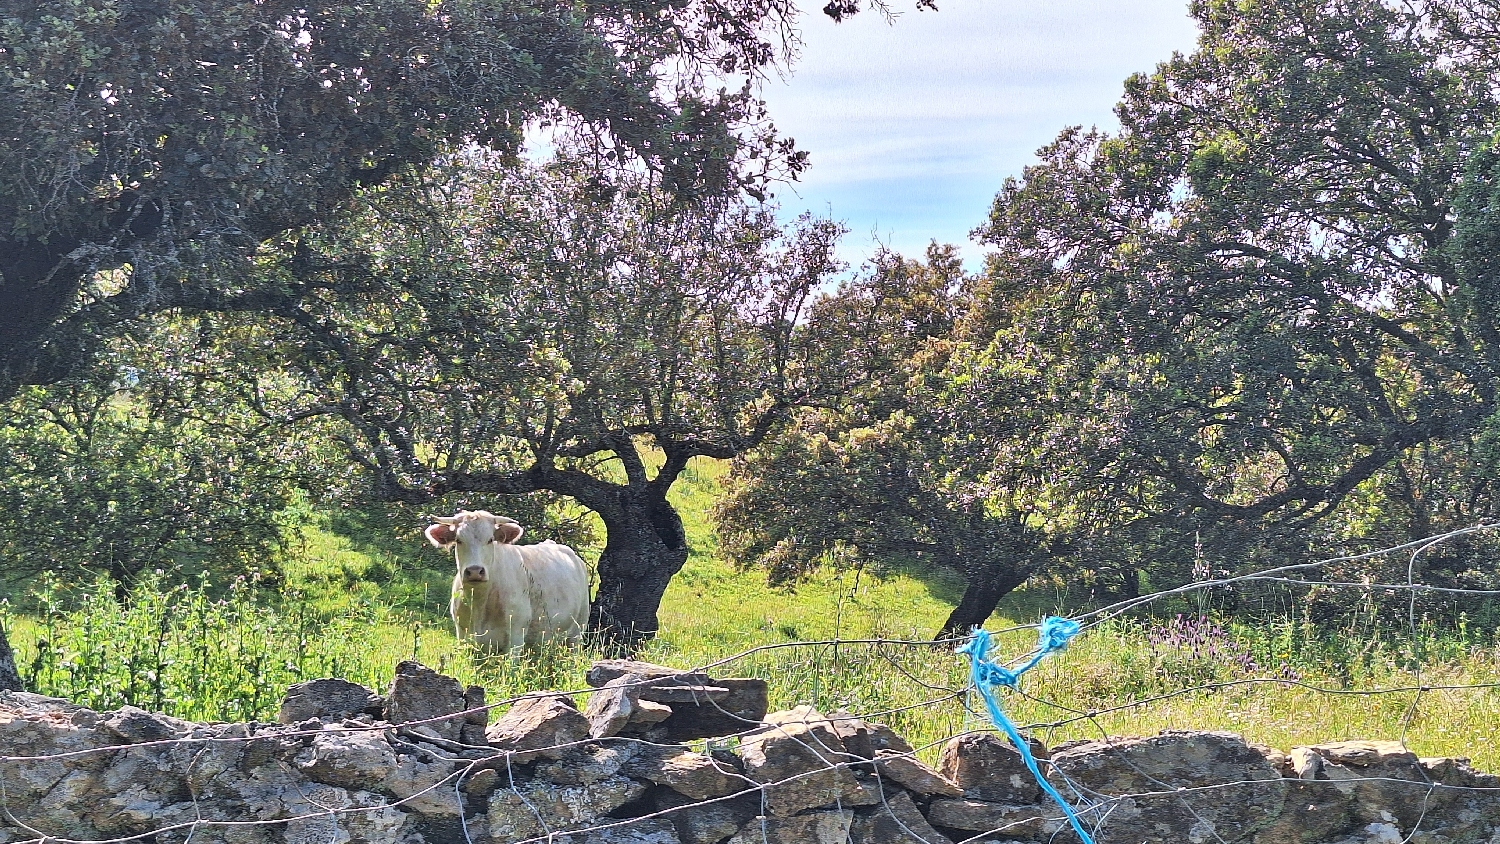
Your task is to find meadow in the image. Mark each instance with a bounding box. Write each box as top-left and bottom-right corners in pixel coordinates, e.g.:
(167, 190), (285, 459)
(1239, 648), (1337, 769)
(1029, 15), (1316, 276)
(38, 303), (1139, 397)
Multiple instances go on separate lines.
(6, 458), (1500, 771)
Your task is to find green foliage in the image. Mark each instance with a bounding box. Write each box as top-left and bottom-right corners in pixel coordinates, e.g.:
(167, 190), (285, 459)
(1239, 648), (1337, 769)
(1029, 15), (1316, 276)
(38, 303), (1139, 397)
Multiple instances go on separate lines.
(0, 0), (806, 400)
(16, 571), (384, 721)
(246, 152), (849, 645)
(950, 0), (1500, 602)
(0, 319), (308, 587)
(716, 244), (1063, 638)
(5, 454), (1500, 771)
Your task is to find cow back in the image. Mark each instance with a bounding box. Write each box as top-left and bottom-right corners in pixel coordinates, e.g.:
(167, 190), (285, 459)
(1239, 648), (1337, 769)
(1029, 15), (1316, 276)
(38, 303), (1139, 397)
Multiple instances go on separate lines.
(516, 541), (591, 645)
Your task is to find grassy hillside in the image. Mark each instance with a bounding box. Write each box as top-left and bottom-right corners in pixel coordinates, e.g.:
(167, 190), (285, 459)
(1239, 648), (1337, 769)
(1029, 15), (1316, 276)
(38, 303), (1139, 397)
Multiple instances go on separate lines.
(6, 458), (1500, 770)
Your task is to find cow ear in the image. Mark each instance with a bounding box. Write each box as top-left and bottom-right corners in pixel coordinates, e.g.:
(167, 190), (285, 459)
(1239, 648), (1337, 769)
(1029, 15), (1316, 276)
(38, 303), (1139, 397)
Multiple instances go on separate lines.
(495, 522), (523, 544)
(426, 523), (457, 548)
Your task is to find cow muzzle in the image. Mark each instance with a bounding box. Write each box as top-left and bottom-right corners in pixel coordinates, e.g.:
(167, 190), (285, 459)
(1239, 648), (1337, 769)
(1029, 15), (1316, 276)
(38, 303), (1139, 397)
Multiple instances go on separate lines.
(462, 565), (488, 583)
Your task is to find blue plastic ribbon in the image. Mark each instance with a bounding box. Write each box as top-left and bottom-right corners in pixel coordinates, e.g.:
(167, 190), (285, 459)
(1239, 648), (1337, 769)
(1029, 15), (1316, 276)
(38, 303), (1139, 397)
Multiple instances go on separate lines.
(957, 618), (1095, 844)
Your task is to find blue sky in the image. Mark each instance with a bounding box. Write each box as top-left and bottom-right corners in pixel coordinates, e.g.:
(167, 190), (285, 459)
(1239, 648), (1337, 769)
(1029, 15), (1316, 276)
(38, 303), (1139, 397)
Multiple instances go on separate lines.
(760, 0), (1202, 269)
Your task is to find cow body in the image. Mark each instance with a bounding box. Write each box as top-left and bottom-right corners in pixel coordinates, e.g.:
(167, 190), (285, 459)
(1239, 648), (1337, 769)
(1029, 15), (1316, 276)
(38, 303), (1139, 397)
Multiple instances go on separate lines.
(426, 510), (591, 653)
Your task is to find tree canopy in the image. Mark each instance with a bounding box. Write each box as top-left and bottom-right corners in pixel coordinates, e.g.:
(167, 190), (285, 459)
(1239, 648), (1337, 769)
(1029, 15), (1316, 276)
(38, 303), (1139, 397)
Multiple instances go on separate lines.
(242, 155), (846, 647)
(0, 0), (805, 402)
(716, 0), (1500, 631)
(714, 246), (1065, 639)
(958, 0), (1500, 592)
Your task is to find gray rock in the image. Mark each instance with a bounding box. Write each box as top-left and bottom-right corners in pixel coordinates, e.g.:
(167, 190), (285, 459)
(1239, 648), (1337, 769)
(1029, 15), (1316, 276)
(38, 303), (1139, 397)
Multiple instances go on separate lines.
(459, 722), (489, 748)
(101, 705), (189, 744)
(851, 790), (954, 844)
(587, 675), (647, 738)
(487, 692), (592, 762)
(1254, 780), (1357, 844)
(487, 774), (648, 841)
(927, 797), (1059, 838)
(387, 752), (463, 819)
(460, 767), (502, 797)
(277, 678), (382, 725)
(279, 784), (410, 844)
(653, 788), (759, 844)
(623, 746), (746, 800)
(584, 660), (768, 743)
(738, 706), (873, 816)
(537, 742), (639, 786)
(385, 660), (467, 742)
(1296, 740), (1455, 833)
(293, 728), (397, 790)
(1047, 730), (1289, 844)
(637, 683), (732, 704)
(873, 749), (962, 798)
(645, 678), (770, 742)
(725, 809), (855, 844)
(587, 659), (715, 687)
(463, 684), (489, 726)
(938, 732), (1043, 804)
(826, 710), (916, 762)
(565, 817), (683, 844)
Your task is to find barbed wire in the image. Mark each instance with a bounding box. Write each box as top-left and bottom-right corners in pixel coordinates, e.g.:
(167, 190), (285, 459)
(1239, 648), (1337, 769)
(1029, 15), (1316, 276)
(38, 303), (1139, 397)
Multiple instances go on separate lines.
(2, 525), (1500, 843)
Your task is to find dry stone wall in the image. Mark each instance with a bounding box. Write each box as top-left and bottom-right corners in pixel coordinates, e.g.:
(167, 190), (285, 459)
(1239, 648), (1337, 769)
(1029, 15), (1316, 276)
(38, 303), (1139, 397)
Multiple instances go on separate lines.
(0, 658), (1497, 843)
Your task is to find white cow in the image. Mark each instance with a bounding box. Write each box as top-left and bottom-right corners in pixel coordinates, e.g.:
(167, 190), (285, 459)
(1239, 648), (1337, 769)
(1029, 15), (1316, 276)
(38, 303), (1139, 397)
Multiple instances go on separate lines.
(425, 510), (591, 653)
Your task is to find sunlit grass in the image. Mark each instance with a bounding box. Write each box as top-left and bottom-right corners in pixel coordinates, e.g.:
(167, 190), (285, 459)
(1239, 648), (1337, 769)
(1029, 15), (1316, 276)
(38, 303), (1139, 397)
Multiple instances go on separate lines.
(5, 455), (1500, 771)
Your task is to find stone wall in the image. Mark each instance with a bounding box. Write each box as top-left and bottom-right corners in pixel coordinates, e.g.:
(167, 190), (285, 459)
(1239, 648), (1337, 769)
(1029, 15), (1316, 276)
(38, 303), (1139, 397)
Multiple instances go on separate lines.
(0, 658), (1496, 844)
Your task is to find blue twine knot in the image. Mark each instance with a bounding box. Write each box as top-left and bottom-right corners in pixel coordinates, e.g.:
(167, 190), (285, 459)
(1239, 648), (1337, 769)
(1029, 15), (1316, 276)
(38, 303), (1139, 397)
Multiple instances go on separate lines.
(959, 617), (1094, 844)
(1036, 615), (1082, 652)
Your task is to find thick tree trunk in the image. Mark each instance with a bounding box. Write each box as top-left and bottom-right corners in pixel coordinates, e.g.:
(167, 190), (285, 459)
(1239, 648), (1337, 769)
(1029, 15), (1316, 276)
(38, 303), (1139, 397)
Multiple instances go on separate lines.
(936, 560), (1033, 644)
(589, 492), (690, 654)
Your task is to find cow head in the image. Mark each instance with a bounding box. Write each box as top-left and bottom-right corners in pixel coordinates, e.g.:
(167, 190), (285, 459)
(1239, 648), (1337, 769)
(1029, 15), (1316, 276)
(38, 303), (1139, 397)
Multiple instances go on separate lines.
(426, 510), (524, 584)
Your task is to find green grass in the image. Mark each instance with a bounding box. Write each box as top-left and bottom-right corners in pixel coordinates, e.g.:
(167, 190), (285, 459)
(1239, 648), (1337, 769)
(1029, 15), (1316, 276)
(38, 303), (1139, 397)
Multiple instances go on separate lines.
(6, 456), (1500, 772)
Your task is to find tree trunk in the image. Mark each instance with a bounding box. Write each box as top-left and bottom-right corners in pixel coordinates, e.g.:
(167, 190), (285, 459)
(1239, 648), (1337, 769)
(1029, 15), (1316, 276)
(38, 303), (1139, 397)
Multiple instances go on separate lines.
(589, 491), (690, 654)
(0, 622), (24, 692)
(936, 559), (1033, 643)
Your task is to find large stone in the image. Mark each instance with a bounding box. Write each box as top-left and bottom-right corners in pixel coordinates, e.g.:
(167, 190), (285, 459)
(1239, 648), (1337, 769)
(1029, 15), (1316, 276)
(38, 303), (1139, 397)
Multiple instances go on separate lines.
(738, 707), (874, 816)
(724, 809), (854, 844)
(873, 749), (962, 798)
(826, 711), (915, 763)
(487, 693), (592, 762)
(587, 660), (715, 687)
(277, 678), (382, 725)
(278, 784), (410, 844)
(1252, 780), (1357, 844)
(850, 790), (954, 844)
(1291, 740), (1482, 834)
(1048, 730), (1289, 844)
(623, 746), (746, 800)
(464, 685), (489, 726)
(384, 661), (467, 742)
(587, 675), (651, 739)
(645, 679), (770, 742)
(101, 705), (190, 744)
(487, 774), (648, 841)
(564, 817), (682, 844)
(584, 660), (769, 743)
(652, 788), (759, 844)
(939, 732), (1043, 804)
(387, 753), (463, 820)
(292, 729), (397, 790)
(637, 684), (732, 704)
(537, 742), (639, 786)
(927, 797), (1059, 838)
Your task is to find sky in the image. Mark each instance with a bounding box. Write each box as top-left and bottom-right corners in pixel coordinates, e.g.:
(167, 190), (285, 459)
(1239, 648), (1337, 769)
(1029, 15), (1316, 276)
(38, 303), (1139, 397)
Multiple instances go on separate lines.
(759, 0), (1203, 269)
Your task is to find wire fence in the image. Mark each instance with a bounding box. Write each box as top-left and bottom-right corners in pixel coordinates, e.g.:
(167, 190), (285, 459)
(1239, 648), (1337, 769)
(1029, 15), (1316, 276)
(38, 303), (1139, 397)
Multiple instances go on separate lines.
(2, 525), (1499, 843)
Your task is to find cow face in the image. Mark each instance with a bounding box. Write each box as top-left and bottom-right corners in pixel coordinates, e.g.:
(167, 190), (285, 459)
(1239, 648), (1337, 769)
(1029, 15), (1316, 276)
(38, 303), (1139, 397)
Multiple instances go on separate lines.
(426, 510), (524, 584)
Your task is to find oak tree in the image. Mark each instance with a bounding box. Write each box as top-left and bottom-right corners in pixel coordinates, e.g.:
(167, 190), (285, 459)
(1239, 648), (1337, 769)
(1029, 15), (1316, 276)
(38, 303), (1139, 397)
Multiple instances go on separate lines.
(0, 0), (804, 402)
(255, 156), (845, 650)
